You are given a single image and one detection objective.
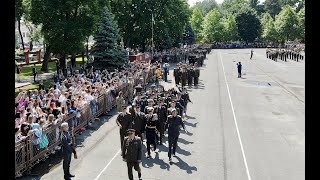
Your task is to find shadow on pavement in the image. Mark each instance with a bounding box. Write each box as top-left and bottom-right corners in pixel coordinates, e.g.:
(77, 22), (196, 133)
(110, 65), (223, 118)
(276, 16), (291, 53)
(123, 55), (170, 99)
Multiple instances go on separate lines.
(184, 120), (198, 127)
(175, 146), (191, 156)
(171, 156), (197, 174)
(178, 137), (194, 145)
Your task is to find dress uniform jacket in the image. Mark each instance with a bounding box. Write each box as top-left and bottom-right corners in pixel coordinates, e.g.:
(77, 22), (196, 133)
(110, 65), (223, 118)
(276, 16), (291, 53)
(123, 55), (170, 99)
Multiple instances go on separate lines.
(166, 115), (185, 137)
(117, 112), (133, 135)
(122, 136), (142, 162)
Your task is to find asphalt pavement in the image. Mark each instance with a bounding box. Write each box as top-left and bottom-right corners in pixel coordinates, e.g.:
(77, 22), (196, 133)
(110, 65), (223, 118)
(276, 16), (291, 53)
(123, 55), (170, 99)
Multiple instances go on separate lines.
(22, 48), (304, 180)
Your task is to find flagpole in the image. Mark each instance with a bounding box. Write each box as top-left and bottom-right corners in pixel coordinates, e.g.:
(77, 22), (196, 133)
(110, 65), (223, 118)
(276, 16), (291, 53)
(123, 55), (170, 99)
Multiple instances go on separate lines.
(152, 13), (154, 60)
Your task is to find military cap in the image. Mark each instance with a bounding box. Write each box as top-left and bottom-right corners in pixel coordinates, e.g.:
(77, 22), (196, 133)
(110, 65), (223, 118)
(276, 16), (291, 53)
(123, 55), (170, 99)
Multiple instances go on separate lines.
(147, 107), (154, 111)
(171, 108), (177, 112)
(127, 129), (135, 133)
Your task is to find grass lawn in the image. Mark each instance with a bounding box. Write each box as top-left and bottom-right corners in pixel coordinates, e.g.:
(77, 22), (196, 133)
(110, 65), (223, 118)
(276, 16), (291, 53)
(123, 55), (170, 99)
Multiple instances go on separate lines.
(15, 79), (54, 97)
(16, 61), (57, 79)
(15, 56), (88, 97)
(15, 56), (88, 80)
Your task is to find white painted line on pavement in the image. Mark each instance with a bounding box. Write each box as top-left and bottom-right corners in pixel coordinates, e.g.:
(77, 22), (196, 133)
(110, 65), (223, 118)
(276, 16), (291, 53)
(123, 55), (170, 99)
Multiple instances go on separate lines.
(218, 50), (252, 180)
(94, 149), (121, 180)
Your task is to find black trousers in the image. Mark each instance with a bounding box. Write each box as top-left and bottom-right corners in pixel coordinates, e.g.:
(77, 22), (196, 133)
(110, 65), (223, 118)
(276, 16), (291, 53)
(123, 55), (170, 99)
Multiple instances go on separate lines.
(33, 74), (36, 82)
(127, 162), (141, 180)
(146, 141), (156, 156)
(194, 77), (198, 86)
(238, 70), (241, 78)
(168, 136), (179, 158)
(120, 133), (125, 150)
(63, 152), (72, 179)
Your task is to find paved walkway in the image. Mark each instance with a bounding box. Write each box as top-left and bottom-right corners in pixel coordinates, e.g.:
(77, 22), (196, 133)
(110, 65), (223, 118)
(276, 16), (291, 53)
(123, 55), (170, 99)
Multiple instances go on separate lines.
(15, 72), (55, 88)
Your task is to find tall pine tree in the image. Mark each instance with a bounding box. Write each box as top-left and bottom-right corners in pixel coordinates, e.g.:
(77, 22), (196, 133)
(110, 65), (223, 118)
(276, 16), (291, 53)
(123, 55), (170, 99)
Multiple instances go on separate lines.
(93, 8), (127, 70)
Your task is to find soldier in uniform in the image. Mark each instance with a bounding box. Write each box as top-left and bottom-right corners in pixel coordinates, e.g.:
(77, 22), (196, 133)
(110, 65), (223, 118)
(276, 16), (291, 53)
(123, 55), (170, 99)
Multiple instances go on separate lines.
(144, 107), (159, 158)
(164, 91), (172, 109)
(166, 109), (187, 162)
(144, 99), (155, 114)
(173, 66), (180, 86)
(154, 98), (167, 145)
(176, 93), (185, 118)
(193, 64), (200, 86)
(167, 100), (181, 116)
(116, 105), (133, 150)
(61, 122), (76, 180)
(122, 129), (142, 180)
(132, 105), (146, 140)
(180, 87), (192, 117)
(181, 68), (187, 87)
(187, 66), (193, 86)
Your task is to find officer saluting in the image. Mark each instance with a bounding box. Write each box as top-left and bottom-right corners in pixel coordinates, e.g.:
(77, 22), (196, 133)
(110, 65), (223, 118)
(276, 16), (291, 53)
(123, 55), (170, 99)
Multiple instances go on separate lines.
(122, 129), (142, 180)
(166, 109), (186, 162)
(61, 122), (76, 180)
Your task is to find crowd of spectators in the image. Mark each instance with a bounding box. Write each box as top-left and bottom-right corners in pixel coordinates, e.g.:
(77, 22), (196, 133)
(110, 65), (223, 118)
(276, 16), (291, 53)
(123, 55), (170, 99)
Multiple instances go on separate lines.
(14, 60), (161, 153)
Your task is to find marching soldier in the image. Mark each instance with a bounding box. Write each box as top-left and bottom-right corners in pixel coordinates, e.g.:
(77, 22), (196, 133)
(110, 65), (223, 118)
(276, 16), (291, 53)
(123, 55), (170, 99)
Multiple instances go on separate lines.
(122, 129), (142, 180)
(116, 105), (133, 150)
(193, 64), (200, 86)
(173, 66), (180, 85)
(181, 68), (187, 87)
(176, 93), (185, 118)
(180, 87), (192, 117)
(154, 98), (167, 145)
(187, 66), (193, 86)
(166, 109), (187, 162)
(144, 99), (155, 114)
(168, 100), (181, 116)
(61, 122), (76, 180)
(132, 105), (146, 140)
(144, 107), (159, 158)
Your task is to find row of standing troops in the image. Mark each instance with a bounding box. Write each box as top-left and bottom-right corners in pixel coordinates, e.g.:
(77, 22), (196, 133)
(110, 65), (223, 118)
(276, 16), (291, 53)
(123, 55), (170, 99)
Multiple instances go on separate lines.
(174, 63), (200, 87)
(266, 49), (304, 62)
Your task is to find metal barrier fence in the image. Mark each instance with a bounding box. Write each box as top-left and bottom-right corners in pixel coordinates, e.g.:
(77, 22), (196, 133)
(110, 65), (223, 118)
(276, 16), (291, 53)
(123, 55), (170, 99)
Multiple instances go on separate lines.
(15, 80), (135, 177)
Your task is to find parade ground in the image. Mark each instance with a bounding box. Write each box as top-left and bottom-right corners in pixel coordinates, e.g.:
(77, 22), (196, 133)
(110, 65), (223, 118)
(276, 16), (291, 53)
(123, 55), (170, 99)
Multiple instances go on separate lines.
(22, 48), (304, 180)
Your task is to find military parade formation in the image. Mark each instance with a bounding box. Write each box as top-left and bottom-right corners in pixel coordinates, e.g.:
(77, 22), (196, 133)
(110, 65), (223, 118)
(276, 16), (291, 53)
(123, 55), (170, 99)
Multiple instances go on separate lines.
(116, 44), (211, 180)
(266, 42), (305, 62)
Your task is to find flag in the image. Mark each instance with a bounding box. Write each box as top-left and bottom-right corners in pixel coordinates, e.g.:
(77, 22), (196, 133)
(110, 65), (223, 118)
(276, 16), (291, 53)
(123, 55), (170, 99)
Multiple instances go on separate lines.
(152, 14), (155, 25)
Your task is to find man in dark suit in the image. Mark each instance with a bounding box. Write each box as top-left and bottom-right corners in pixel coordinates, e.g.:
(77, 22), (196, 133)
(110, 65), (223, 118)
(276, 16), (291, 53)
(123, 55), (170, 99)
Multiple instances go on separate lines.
(61, 122), (75, 180)
(122, 129), (142, 180)
(32, 64), (37, 82)
(166, 109), (186, 162)
(116, 105), (133, 150)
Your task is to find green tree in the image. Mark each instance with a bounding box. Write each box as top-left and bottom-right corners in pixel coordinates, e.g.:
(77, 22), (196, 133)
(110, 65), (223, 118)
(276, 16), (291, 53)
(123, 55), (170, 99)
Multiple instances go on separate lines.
(29, 0), (102, 72)
(297, 6), (304, 40)
(191, 7), (204, 42)
(193, 0), (218, 16)
(249, 0), (259, 9)
(262, 16), (278, 42)
(222, 14), (239, 41)
(15, 0), (25, 50)
(221, 0), (249, 15)
(110, 0), (190, 51)
(264, 0), (282, 18)
(235, 8), (262, 42)
(92, 8), (127, 70)
(183, 23), (195, 45)
(201, 10), (224, 43)
(280, 0), (300, 7)
(274, 5), (299, 41)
